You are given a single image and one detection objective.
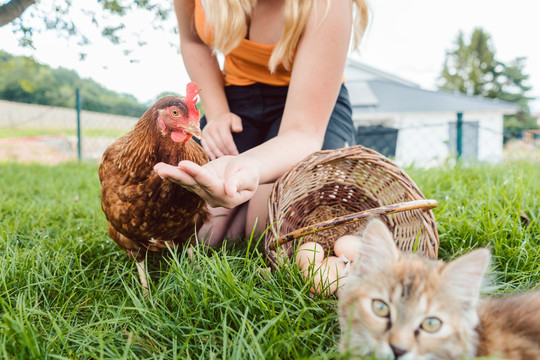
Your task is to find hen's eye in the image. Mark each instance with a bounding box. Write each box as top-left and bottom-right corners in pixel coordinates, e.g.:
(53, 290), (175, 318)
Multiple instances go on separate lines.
(421, 317), (442, 333)
(171, 109), (180, 116)
(371, 299), (390, 317)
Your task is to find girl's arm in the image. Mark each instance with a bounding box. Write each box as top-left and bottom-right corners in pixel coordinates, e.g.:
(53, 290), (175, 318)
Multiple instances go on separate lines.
(174, 0), (242, 158)
(247, 0), (353, 182)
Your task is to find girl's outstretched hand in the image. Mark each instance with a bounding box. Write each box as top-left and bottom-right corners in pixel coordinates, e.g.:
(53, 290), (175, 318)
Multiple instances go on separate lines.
(154, 155), (260, 209)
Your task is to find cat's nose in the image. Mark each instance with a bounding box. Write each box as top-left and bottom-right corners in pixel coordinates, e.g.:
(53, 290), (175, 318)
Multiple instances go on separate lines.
(390, 344), (407, 359)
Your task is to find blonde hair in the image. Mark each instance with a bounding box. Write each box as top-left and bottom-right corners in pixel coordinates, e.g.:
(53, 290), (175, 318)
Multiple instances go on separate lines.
(201, 0), (369, 72)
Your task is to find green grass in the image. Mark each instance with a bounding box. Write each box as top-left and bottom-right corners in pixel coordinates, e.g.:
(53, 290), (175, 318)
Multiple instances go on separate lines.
(407, 162), (540, 291)
(0, 160), (538, 359)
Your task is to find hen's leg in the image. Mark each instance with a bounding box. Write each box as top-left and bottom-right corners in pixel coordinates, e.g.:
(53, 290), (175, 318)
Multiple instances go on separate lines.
(108, 225), (149, 295)
(136, 260), (149, 295)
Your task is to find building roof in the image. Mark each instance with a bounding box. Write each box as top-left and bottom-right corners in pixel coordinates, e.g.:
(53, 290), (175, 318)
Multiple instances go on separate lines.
(345, 60), (520, 114)
(345, 60), (421, 88)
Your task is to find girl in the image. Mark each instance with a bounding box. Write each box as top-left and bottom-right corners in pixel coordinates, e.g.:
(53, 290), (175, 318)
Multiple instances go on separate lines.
(155, 0), (369, 244)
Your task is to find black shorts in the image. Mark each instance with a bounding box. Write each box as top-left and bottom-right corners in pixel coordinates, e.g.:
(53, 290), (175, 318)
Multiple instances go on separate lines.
(199, 83), (356, 153)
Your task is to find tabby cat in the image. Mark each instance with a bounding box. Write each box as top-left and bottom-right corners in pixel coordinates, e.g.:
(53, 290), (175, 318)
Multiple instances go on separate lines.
(338, 219), (540, 360)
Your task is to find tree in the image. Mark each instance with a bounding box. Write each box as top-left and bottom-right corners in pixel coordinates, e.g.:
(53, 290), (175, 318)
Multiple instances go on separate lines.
(438, 28), (536, 138)
(0, 0), (173, 59)
(0, 51), (147, 116)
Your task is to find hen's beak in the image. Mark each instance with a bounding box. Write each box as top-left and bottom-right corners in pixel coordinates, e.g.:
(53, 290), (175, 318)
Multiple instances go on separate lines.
(184, 123), (202, 140)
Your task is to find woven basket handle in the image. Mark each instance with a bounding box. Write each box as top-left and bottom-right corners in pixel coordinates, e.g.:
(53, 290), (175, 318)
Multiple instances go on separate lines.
(271, 199), (438, 250)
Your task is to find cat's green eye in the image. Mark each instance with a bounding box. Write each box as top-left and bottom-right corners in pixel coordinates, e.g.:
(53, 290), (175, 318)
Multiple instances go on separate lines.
(421, 317), (442, 333)
(371, 299), (390, 317)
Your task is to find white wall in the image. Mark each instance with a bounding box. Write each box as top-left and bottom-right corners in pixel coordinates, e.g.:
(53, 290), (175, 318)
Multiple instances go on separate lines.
(467, 111), (504, 163)
(395, 112), (453, 167)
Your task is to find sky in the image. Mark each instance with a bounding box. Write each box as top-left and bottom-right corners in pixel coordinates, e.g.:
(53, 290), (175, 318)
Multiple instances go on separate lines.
(1, 0), (539, 112)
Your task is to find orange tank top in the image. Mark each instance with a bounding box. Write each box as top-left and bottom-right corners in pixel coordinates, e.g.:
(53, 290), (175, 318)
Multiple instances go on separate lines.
(194, 0), (291, 86)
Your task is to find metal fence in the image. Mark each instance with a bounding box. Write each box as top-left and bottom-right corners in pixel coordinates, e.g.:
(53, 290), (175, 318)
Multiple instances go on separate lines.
(0, 99), (138, 164)
(355, 119), (539, 167)
(0, 99), (538, 166)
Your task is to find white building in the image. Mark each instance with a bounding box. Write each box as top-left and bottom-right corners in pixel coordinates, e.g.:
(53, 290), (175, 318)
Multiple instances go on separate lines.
(345, 60), (519, 167)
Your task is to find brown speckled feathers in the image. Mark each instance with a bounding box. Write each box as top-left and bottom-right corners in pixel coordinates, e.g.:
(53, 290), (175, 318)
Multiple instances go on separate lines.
(99, 96), (209, 262)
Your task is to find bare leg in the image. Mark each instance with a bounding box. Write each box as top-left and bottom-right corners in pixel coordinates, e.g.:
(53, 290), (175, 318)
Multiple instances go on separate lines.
(197, 184), (274, 246)
(245, 183), (274, 237)
(136, 260), (149, 296)
(198, 204), (248, 246)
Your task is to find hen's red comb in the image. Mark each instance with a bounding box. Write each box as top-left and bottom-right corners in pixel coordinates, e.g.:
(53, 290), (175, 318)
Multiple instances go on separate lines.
(186, 82), (201, 123)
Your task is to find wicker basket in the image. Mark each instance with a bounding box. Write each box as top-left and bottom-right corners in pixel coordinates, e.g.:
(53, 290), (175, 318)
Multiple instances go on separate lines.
(264, 145), (439, 270)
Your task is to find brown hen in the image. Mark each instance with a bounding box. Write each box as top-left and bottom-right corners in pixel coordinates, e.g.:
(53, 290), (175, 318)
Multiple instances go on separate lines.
(99, 82), (209, 293)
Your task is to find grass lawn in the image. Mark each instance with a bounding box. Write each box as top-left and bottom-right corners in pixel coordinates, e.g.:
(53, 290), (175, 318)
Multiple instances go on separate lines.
(0, 160), (538, 359)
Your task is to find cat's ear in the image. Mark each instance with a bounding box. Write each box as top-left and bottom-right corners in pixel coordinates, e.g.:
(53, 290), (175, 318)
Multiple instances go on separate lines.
(441, 248), (491, 305)
(357, 218), (400, 269)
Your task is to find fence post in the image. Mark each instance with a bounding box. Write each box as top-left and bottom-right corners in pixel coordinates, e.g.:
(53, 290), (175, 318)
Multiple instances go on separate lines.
(76, 88), (82, 162)
(456, 112), (463, 159)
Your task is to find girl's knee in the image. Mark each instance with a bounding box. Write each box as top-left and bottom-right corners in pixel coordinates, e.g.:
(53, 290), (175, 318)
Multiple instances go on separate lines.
(245, 184), (273, 236)
(199, 205), (247, 246)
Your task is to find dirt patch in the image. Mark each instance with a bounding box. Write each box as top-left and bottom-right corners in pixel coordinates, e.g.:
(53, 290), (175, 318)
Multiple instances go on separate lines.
(504, 139), (540, 163)
(0, 141), (74, 165)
